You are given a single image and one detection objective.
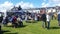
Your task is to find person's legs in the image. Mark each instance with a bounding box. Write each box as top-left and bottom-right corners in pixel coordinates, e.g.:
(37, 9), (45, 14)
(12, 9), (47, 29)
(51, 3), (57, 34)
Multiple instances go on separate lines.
(45, 21), (47, 28)
(0, 25), (1, 34)
(47, 21), (50, 29)
(0, 25), (1, 31)
(18, 21), (21, 26)
(42, 21), (44, 28)
(13, 23), (15, 28)
(42, 21), (47, 28)
(20, 21), (23, 27)
(13, 22), (17, 28)
(51, 15), (53, 20)
(0, 22), (1, 32)
(58, 21), (60, 26)
(16, 23), (18, 28)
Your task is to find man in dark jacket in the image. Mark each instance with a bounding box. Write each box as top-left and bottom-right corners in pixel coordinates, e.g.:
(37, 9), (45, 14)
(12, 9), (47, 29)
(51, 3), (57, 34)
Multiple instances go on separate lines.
(41, 14), (47, 28)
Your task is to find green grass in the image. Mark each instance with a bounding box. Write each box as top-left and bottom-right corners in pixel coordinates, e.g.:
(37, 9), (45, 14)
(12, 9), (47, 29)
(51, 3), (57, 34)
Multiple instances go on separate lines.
(2, 20), (60, 34)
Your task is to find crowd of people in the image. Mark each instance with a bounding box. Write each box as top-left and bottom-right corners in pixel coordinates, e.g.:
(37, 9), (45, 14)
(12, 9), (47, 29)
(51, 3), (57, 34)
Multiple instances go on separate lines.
(0, 10), (60, 32)
(3, 15), (23, 28)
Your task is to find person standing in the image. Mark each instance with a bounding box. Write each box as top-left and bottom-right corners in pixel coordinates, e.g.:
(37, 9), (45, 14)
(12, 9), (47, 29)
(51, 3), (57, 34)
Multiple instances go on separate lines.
(46, 12), (51, 29)
(0, 13), (3, 31)
(50, 11), (54, 20)
(57, 11), (60, 26)
(35, 14), (37, 21)
(41, 14), (47, 28)
(40, 10), (47, 28)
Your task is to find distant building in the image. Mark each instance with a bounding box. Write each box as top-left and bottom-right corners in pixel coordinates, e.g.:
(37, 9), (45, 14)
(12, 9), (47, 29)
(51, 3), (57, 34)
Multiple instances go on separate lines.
(23, 6), (60, 13)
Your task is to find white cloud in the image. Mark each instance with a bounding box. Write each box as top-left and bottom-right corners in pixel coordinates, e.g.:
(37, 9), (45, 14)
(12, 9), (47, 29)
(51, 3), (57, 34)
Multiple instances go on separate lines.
(41, 0), (60, 7)
(49, 0), (60, 3)
(16, 1), (34, 9)
(41, 2), (49, 7)
(0, 1), (13, 12)
(41, 2), (45, 6)
(0, 1), (34, 17)
(0, 1), (13, 17)
(0, 1), (34, 12)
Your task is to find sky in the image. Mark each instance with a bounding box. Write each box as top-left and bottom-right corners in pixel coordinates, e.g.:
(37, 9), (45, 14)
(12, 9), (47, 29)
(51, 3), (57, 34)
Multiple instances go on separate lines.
(0, 0), (60, 12)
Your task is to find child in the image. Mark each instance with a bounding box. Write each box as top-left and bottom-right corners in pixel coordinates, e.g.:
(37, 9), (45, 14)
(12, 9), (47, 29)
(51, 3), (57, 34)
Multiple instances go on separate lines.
(46, 12), (51, 29)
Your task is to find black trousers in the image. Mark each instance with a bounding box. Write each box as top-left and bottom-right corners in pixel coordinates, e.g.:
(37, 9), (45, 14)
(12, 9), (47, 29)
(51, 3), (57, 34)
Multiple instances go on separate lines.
(0, 25), (1, 34)
(0, 26), (1, 31)
(0, 22), (2, 31)
(18, 21), (23, 26)
(13, 22), (18, 28)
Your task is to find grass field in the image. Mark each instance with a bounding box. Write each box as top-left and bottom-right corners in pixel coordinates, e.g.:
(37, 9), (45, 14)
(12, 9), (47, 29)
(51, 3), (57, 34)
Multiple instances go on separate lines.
(2, 20), (60, 34)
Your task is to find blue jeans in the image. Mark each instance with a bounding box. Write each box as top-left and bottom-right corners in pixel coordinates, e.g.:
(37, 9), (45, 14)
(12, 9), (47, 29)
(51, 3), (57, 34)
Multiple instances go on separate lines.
(58, 21), (60, 26)
(47, 21), (50, 28)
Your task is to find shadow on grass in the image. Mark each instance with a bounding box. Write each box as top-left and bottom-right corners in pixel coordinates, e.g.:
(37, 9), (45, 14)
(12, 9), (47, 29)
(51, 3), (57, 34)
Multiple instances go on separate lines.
(5, 25), (27, 28)
(49, 27), (60, 29)
(0, 30), (18, 34)
(4, 32), (18, 34)
(17, 25), (27, 28)
(6, 26), (13, 27)
(0, 30), (10, 34)
(26, 21), (38, 23)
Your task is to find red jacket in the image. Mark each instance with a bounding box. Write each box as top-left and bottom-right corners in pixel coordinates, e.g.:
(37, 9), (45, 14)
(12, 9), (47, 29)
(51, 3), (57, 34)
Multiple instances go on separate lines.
(13, 16), (17, 22)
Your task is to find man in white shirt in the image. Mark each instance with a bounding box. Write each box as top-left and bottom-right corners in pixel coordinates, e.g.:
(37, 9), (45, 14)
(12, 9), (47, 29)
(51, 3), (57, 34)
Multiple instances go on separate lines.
(46, 12), (51, 29)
